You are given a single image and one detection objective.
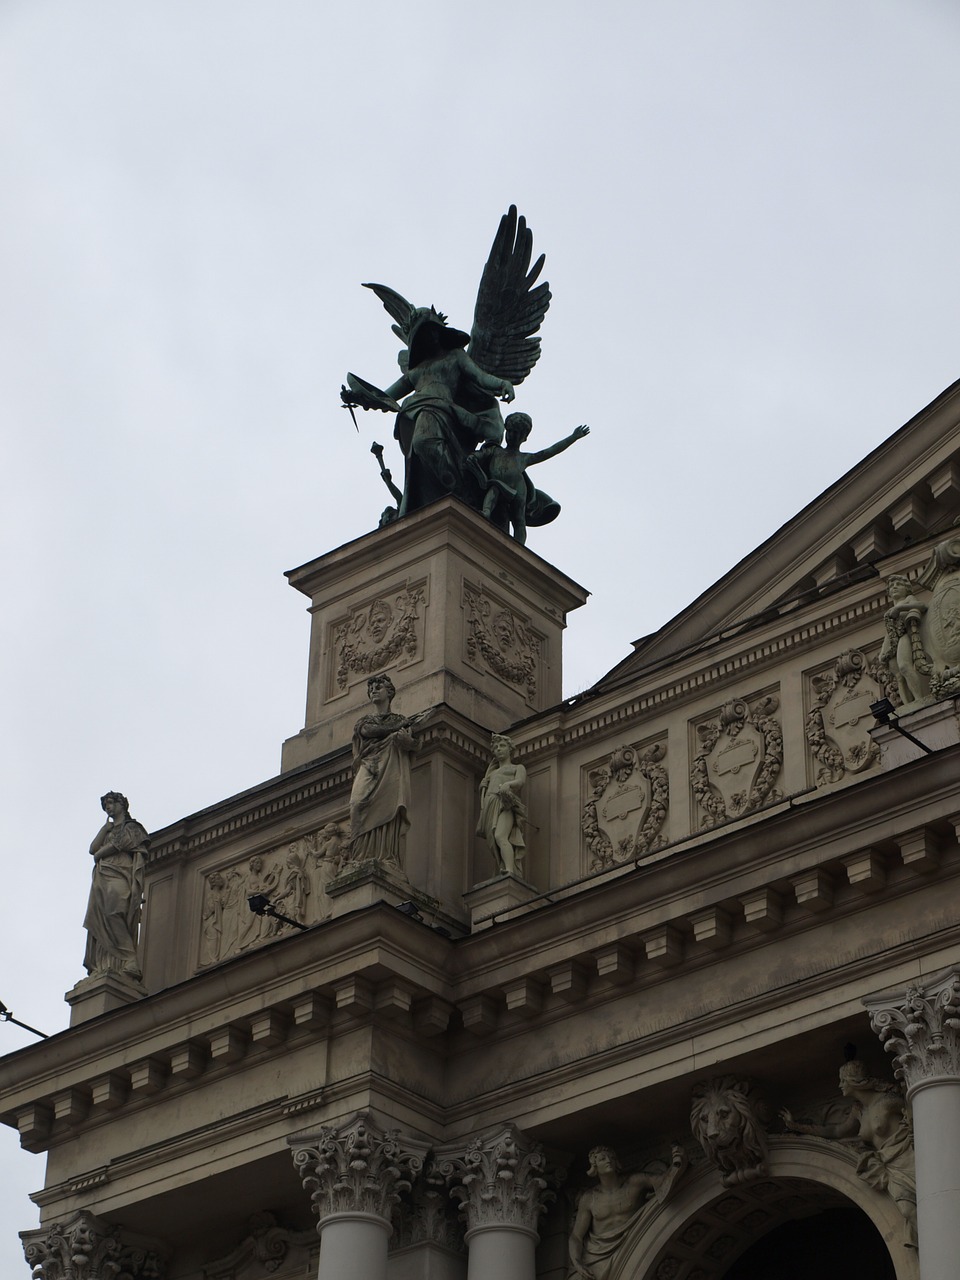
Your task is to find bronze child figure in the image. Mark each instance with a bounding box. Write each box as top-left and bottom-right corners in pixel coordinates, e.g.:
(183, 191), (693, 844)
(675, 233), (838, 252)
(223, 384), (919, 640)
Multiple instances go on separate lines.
(468, 413), (590, 544)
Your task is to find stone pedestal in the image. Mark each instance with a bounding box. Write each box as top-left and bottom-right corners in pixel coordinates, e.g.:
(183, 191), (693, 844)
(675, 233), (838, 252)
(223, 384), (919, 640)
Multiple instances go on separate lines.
(281, 498), (588, 771)
(868, 697), (960, 769)
(463, 874), (541, 932)
(65, 971), (145, 1026)
(866, 965), (960, 1279)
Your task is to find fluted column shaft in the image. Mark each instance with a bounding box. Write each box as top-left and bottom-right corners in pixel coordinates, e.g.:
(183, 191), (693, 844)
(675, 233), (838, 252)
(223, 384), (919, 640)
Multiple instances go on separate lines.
(289, 1111), (429, 1280)
(867, 965), (960, 1280)
(435, 1123), (551, 1280)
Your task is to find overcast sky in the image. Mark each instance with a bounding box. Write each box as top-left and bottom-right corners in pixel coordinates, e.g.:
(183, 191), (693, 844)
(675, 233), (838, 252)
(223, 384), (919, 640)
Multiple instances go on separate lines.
(3, 0), (960, 1268)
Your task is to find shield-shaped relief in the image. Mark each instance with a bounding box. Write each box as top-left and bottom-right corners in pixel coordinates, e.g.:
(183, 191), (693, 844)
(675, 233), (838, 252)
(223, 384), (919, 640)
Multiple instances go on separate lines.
(691, 695), (783, 828)
(582, 743), (668, 870)
(926, 572), (960, 668)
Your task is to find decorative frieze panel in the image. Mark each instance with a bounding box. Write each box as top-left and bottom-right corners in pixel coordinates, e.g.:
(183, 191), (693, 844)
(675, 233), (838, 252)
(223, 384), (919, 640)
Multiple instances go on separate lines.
(803, 648), (891, 786)
(690, 693), (782, 830)
(326, 579), (427, 699)
(198, 823), (348, 968)
(581, 739), (668, 871)
(462, 580), (542, 703)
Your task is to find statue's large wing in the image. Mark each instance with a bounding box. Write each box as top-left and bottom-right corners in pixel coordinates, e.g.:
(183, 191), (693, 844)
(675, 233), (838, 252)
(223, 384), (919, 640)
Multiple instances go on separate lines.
(469, 206), (551, 386)
(363, 282), (416, 343)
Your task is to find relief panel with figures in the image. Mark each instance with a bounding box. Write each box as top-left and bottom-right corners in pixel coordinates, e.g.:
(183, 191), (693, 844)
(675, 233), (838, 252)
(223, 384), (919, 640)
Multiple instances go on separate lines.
(690, 691), (783, 830)
(198, 822), (348, 968)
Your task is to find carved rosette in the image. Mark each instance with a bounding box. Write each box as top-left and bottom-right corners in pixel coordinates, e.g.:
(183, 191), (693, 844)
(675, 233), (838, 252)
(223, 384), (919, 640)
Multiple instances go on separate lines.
(804, 649), (887, 785)
(462, 581), (540, 702)
(691, 696), (782, 829)
(290, 1112), (429, 1226)
(867, 966), (960, 1090)
(21, 1210), (164, 1280)
(434, 1124), (551, 1237)
(581, 741), (668, 870)
(330, 582), (426, 693)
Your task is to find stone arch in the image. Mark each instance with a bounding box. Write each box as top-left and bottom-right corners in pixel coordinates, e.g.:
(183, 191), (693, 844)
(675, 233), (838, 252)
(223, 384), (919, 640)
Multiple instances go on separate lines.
(609, 1136), (918, 1280)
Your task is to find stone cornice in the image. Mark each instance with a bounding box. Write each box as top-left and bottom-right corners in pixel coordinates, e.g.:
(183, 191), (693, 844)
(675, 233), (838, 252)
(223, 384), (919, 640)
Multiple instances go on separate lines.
(866, 963), (960, 1092)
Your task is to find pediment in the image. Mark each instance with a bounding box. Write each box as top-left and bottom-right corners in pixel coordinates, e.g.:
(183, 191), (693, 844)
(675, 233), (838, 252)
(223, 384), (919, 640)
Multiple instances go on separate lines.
(600, 376), (960, 685)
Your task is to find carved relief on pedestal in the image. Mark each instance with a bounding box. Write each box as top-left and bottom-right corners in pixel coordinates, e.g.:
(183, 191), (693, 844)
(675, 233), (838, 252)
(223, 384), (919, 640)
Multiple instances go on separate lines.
(690, 694), (782, 830)
(326, 579), (427, 699)
(581, 740), (668, 871)
(434, 1124), (552, 1235)
(21, 1210), (165, 1279)
(197, 823), (349, 968)
(803, 648), (891, 785)
(290, 1111), (429, 1225)
(201, 1212), (316, 1280)
(462, 580), (541, 703)
(690, 1077), (769, 1187)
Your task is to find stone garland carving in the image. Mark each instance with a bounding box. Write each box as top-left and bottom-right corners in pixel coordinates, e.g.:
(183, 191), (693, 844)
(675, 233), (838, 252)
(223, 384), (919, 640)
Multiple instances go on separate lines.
(804, 649), (891, 785)
(434, 1124), (552, 1235)
(568, 1144), (686, 1280)
(868, 966), (960, 1088)
(690, 1077), (769, 1187)
(290, 1111), (429, 1225)
(332, 582), (425, 692)
(198, 823), (349, 968)
(690, 696), (782, 830)
(462, 581), (540, 701)
(581, 742), (668, 871)
(780, 1055), (917, 1248)
(202, 1212), (316, 1280)
(21, 1210), (164, 1280)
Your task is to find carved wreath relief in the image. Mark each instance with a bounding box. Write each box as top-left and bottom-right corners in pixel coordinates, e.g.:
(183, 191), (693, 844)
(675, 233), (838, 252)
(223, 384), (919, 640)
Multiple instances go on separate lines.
(198, 823), (348, 968)
(581, 741), (668, 870)
(691, 694), (782, 829)
(462, 580), (540, 702)
(329, 581), (426, 695)
(804, 648), (891, 785)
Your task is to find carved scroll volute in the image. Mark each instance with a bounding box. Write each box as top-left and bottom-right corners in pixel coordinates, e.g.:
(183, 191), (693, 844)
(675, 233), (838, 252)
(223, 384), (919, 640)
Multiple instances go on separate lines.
(21, 1210), (165, 1280)
(290, 1111), (430, 1225)
(434, 1124), (552, 1236)
(867, 967), (960, 1089)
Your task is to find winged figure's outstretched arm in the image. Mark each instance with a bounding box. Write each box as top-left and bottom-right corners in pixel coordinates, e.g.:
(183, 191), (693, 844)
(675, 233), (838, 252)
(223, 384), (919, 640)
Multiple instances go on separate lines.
(469, 206), (551, 386)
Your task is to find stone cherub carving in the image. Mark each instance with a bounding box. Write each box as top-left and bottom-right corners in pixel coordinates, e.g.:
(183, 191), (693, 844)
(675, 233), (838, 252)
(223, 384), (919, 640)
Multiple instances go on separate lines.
(780, 1055), (917, 1248)
(342, 207), (574, 531)
(348, 673), (430, 870)
(476, 733), (527, 877)
(878, 574), (932, 711)
(568, 1143), (686, 1280)
(83, 792), (148, 982)
(690, 1076), (769, 1187)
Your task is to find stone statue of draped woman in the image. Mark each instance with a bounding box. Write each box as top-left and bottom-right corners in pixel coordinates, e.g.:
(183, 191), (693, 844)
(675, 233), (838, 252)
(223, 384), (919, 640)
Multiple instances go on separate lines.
(83, 791), (148, 981)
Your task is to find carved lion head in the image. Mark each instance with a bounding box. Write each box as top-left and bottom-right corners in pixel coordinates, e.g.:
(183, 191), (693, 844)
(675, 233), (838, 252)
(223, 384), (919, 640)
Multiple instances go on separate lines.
(690, 1076), (768, 1187)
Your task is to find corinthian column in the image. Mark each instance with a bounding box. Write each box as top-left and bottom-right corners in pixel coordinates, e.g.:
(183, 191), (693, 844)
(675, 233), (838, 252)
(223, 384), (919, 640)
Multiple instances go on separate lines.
(435, 1124), (551, 1280)
(20, 1210), (164, 1279)
(289, 1111), (429, 1280)
(866, 965), (960, 1280)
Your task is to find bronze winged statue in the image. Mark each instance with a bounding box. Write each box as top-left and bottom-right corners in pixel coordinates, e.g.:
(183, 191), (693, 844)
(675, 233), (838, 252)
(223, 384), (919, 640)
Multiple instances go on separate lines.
(341, 206), (555, 524)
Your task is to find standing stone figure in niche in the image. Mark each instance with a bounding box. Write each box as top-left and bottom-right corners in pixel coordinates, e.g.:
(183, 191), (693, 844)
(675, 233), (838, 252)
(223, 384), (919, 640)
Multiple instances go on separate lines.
(83, 792), (148, 982)
(568, 1144), (686, 1280)
(781, 1055), (917, 1247)
(349, 674), (430, 870)
(476, 733), (528, 877)
(341, 207), (560, 523)
(879, 574), (931, 711)
(466, 415), (590, 544)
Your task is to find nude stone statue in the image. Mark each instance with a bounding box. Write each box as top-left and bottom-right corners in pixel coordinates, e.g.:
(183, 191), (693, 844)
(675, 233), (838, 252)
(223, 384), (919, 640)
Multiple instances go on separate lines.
(781, 1056), (917, 1248)
(568, 1144), (686, 1280)
(83, 792), (148, 982)
(476, 733), (527, 876)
